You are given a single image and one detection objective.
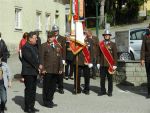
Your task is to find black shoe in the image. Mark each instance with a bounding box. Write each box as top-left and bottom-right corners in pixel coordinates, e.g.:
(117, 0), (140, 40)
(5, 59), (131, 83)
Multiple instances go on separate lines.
(107, 92), (112, 97)
(1, 110), (4, 113)
(98, 92), (106, 96)
(65, 76), (69, 80)
(44, 104), (53, 108)
(52, 103), (58, 107)
(24, 108), (35, 113)
(83, 90), (90, 95)
(44, 103), (57, 108)
(58, 89), (64, 94)
(31, 107), (39, 112)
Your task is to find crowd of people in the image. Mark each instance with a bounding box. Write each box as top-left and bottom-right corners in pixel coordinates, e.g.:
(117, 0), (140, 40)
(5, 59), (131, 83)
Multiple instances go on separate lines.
(0, 23), (149, 113)
(18, 25), (118, 113)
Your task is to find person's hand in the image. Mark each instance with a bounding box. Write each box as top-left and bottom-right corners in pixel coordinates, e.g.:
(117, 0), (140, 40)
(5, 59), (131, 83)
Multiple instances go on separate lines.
(62, 60), (66, 65)
(88, 63), (93, 68)
(97, 64), (100, 69)
(8, 81), (12, 88)
(42, 70), (47, 75)
(113, 66), (117, 70)
(20, 78), (24, 83)
(59, 71), (63, 74)
(141, 60), (145, 66)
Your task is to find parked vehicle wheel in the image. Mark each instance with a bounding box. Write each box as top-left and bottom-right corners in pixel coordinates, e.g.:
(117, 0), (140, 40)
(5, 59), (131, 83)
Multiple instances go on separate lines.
(118, 52), (132, 60)
(130, 52), (135, 60)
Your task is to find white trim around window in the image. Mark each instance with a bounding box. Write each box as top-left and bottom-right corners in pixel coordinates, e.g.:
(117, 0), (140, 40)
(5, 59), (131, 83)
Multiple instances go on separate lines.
(15, 8), (22, 30)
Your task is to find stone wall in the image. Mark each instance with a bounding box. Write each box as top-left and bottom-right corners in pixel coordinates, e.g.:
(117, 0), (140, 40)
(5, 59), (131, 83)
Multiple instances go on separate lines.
(116, 60), (147, 86)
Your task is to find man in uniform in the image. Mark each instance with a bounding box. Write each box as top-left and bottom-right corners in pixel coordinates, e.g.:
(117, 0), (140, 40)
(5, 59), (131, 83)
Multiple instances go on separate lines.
(73, 34), (94, 95)
(97, 29), (117, 97)
(140, 24), (150, 98)
(84, 29), (99, 79)
(40, 31), (63, 107)
(51, 25), (66, 94)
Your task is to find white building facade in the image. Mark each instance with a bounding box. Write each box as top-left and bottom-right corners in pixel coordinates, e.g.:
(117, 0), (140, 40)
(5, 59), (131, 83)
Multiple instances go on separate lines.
(0, 0), (66, 53)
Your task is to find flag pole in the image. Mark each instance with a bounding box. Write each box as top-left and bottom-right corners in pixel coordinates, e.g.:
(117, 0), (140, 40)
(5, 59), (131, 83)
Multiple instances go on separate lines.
(75, 0), (79, 94)
(75, 22), (79, 94)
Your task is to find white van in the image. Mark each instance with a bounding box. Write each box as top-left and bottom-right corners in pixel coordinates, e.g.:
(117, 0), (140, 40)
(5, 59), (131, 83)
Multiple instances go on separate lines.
(115, 28), (149, 60)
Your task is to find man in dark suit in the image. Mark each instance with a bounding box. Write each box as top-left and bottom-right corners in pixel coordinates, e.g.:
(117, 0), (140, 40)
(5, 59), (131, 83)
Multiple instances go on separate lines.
(97, 29), (117, 97)
(40, 31), (63, 108)
(21, 31), (40, 113)
(51, 25), (66, 94)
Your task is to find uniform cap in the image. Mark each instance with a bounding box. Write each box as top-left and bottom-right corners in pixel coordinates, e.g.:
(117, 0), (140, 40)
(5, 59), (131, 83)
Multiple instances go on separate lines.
(52, 25), (59, 31)
(102, 29), (112, 36)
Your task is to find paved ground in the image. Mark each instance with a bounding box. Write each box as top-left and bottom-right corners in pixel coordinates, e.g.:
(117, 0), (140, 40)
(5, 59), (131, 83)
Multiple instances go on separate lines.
(5, 53), (150, 113)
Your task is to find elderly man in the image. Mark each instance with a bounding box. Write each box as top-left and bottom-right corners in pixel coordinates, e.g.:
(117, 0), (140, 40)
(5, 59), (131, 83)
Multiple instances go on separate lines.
(51, 25), (66, 94)
(40, 31), (63, 108)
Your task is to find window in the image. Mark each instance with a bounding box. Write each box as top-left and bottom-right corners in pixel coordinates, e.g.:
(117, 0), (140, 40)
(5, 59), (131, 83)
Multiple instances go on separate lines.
(15, 8), (22, 30)
(130, 32), (136, 40)
(45, 14), (51, 31)
(36, 11), (42, 31)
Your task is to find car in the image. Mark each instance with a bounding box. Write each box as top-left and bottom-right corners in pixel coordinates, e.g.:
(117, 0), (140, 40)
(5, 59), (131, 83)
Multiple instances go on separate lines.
(115, 28), (149, 60)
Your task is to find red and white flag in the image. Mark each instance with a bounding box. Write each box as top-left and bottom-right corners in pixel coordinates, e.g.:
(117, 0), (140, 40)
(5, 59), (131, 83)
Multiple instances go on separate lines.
(70, 21), (91, 63)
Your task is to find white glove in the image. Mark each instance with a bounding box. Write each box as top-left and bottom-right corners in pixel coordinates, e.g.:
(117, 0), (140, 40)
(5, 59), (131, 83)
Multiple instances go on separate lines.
(19, 50), (22, 58)
(113, 66), (117, 70)
(88, 63), (93, 68)
(97, 64), (100, 69)
(62, 60), (66, 65)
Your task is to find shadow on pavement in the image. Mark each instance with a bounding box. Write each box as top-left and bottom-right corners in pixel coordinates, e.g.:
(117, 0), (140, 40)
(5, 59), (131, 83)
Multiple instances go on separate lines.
(116, 81), (147, 97)
(12, 96), (24, 110)
(36, 93), (43, 106)
(90, 85), (100, 94)
(63, 82), (74, 93)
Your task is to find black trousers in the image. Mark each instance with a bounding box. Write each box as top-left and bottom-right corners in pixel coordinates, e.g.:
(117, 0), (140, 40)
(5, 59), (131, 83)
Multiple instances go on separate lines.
(65, 60), (73, 78)
(56, 74), (63, 90)
(74, 65), (90, 91)
(145, 62), (150, 94)
(43, 73), (57, 105)
(91, 58), (97, 77)
(23, 75), (37, 110)
(100, 67), (113, 93)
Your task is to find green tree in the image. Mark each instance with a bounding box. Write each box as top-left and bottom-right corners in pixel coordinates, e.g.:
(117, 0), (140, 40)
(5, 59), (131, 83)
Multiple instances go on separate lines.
(105, 0), (147, 25)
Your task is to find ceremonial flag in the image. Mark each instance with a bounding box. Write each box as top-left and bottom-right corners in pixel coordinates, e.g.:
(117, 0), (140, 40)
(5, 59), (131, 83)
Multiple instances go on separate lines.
(70, 21), (91, 63)
(73, 0), (79, 21)
(79, 0), (84, 18)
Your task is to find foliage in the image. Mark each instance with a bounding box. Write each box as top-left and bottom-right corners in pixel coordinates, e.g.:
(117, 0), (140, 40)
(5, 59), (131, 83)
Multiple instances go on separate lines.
(105, 0), (147, 24)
